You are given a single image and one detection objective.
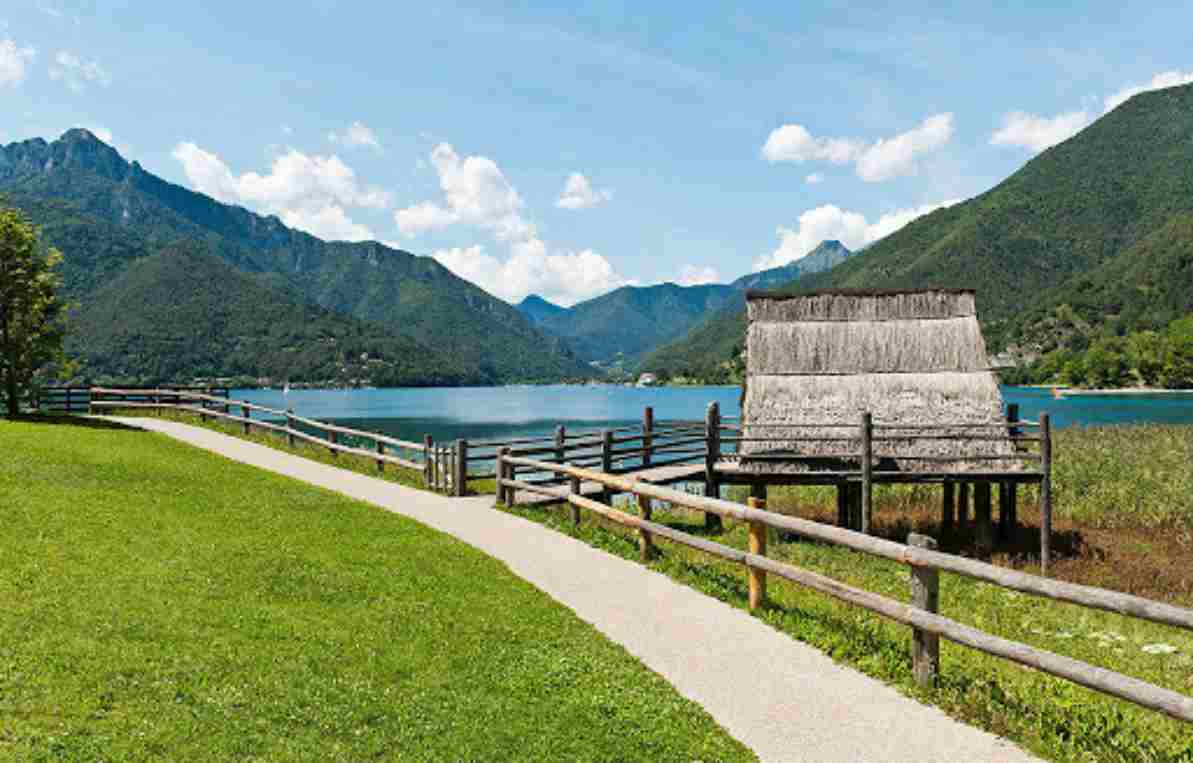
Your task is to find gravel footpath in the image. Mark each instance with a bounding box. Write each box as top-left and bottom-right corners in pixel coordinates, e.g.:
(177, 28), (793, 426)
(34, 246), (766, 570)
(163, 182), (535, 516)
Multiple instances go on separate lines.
(114, 417), (1038, 762)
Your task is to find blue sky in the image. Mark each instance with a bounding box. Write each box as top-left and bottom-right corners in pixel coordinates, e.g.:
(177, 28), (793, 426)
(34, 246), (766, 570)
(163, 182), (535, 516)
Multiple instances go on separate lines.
(2, 1), (1192, 305)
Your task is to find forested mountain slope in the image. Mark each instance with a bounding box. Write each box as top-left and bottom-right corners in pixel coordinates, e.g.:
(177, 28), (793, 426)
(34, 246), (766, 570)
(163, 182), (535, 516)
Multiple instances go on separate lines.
(643, 83), (1193, 381)
(0, 130), (590, 384)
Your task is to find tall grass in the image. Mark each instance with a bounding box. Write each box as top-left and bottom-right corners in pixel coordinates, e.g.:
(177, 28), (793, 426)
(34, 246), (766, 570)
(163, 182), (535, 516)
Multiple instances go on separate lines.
(1052, 425), (1193, 528)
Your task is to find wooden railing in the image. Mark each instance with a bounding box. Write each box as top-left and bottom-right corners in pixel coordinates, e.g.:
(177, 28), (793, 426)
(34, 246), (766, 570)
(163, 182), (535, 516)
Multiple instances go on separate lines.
(36, 385), (230, 414)
(89, 387), (436, 484)
(494, 455), (1193, 724)
(489, 410), (709, 506)
(707, 402), (1053, 570)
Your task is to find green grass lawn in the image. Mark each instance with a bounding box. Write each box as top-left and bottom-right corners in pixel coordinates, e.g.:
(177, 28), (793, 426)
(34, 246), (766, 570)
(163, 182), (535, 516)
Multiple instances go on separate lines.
(0, 417), (754, 762)
(504, 486), (1193, 762)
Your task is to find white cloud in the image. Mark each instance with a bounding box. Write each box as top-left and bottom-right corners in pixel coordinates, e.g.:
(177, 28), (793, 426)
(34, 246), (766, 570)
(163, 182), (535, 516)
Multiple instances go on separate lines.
(0, 39), (36, 87)
(433, 244), (633, 306)
(990, 110), (1091, 152)
(555, 172), (613, 209)
(396, 143), (531, 240)
(394, 201), (458, 236)
(328, 120), (381, 150)
(854, 114), (954, 182)
(761, 124), (863, 165)
(754, 199), (961, 271)
(676, 264), (721, 286)
(400, 143), (630, 304)
(805, 172), (824, 185)
(761, 113), (954, 183)
(172, 142), (388, 242)
(49, 50), (110, 90)
(992, 69), (1193, 154)
(1103, 69), (1193, 112)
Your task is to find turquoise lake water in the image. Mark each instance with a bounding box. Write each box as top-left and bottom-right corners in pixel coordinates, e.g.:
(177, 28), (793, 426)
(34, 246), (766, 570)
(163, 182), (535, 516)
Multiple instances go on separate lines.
(237, 385), (1193, 445)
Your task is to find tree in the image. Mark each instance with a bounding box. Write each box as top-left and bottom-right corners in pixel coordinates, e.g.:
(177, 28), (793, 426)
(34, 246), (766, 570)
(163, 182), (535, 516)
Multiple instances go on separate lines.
(0, 206), (67, 417)
(1160, 317), (1193, 389)
(1125, 330), (1165, 387)
(1081, 336), (1129, 389)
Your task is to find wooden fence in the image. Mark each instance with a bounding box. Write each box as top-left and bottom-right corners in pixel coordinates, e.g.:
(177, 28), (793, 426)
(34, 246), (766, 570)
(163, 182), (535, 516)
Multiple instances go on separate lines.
(37, 385), (230, 414)
(89, 387), (437, 484)
(495, 454), (1193, 725)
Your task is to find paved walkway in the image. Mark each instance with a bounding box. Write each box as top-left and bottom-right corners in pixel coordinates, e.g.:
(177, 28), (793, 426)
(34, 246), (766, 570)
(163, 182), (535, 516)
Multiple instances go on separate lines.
(114, 417), (1036, 763)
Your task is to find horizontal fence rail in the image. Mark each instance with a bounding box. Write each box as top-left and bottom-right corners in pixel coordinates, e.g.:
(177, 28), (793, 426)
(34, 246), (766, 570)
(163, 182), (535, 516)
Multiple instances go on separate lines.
(496, 454), (1193, 725)
(89, 387), (432, 478)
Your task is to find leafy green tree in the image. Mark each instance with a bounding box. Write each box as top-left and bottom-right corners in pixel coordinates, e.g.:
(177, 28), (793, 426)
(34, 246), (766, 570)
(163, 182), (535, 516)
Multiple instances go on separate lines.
(1125, 330), (1165, 386)
(0, 207), (67, 417)
(1081, 336), (1129, 388)
(1160, 317), (1193, 389)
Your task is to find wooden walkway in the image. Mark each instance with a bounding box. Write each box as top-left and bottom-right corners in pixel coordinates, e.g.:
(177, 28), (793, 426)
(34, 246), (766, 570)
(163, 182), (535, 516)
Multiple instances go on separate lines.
(514, 462), (705, 505)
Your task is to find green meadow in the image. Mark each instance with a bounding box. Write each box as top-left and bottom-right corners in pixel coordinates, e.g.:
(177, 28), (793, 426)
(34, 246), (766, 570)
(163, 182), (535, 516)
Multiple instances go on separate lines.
(0, 418), (753, 762)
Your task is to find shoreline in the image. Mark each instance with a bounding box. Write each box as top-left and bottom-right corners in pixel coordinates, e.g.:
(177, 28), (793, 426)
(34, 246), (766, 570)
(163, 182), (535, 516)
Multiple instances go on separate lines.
(1057, 388), (1193, 396)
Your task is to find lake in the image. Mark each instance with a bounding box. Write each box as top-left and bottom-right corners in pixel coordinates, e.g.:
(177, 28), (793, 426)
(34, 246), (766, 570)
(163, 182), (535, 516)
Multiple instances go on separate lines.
(237, 385), (1193, 445)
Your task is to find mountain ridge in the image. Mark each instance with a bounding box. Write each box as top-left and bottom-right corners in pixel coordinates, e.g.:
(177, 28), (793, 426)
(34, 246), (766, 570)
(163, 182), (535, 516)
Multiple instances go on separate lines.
(642, 82), (1193, 381)
(517, 240), (852, 363)
(0, 129), (592, 384)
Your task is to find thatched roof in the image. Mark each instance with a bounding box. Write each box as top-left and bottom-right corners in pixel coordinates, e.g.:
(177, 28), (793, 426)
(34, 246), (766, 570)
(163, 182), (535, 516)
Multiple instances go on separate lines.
(739, 289), (1016, 473)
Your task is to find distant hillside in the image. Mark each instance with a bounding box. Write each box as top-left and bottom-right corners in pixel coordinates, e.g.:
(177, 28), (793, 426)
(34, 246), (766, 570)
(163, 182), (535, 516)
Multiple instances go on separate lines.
(730, 240), (852, 291)
(0, 130), (591, 384)
(529, 283), (736, 362)
(526, 240), (852, 363)
(516, 294), (568, 324)
(644, 83), (1193, 380)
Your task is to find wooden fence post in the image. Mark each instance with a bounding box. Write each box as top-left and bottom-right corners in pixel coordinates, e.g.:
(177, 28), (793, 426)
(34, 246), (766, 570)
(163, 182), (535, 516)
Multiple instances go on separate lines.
(286, 409), (296, 448)
(328, 430), (338, 458)
(495, 447), (509, 505)
(454, 439), (467, 497)
(437, 447), (446, 493)
(747, 493), (768, 611)
(555, 425), (566, 468)
(908, 533), (940, 688)
(600, 429), (613, 505)
(975, 483), (993, 557)
(836, 482), (849, 527)
(860, 411), (873, 535)
(642, 406), (653, 467)
(704, 402), (723, 530)
(1002, 403), (1021, 540)
(1041, 413), (1053, 576)
(637, 493), (654, 560)
(375, 439), (385, 473)
(241, 402), (250, 435)
(942, 482), (956, 530)
(423, 435), (433, 487)
(570, 471), (582, 526)
(998, 482), (1011, 540)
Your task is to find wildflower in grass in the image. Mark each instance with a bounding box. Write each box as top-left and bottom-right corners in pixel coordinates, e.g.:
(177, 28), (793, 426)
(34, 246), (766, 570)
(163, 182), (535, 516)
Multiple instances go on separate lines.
(1141, 643), (1178, 655)
(1089, 631), (1126, 643)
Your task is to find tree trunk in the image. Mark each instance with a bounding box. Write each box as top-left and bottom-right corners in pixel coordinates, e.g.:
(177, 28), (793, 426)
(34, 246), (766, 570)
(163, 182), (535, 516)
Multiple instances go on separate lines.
(1, 311), (16, 418)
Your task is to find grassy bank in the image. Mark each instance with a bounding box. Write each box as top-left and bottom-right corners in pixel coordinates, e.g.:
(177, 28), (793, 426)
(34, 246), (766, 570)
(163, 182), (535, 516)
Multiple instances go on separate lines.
(502, 425), (1193, 762)
(0, 417), (753, 761)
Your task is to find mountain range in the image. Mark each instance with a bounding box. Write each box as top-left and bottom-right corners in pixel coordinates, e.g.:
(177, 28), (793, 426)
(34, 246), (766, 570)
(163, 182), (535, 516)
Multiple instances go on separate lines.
(642, 82), (1193, 381)
(0, 130), (591, 385)
(517, 240), (852, 364)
